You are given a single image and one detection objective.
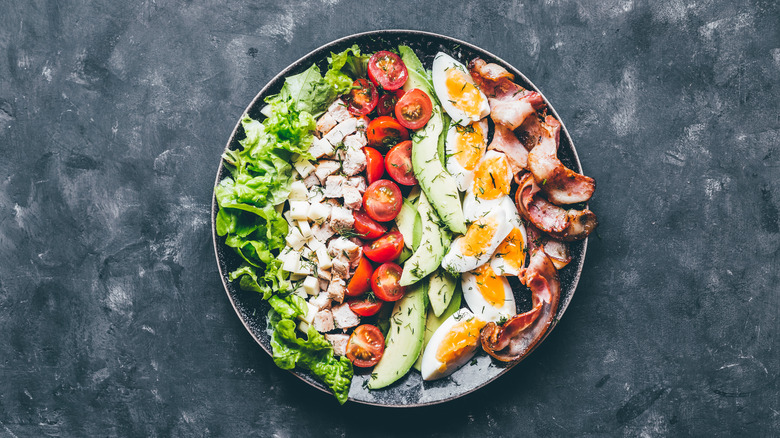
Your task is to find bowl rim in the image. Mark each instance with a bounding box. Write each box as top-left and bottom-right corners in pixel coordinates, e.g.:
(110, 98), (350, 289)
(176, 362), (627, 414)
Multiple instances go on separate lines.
(211, 29), (588, 407)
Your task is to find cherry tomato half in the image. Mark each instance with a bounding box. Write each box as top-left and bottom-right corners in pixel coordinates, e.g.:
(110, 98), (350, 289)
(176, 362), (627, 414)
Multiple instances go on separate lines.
(376, 93), (399, 117)
(346, 324), (385, 367)
(345, 78), (379, 116)
(366, 116), (409, 150)
(363, 179), (403, 222)
(346, 256), (374, 297)
(363, 230), (404, 263)
(353, 210), (387, 240)
(371, 262), (405, 302)
(363, 147), (384, 185)
(385, 140), (417, 186)
(367, 51), (408, 91)
(395, 88), (433, 130)
(348, 297), (384, 317)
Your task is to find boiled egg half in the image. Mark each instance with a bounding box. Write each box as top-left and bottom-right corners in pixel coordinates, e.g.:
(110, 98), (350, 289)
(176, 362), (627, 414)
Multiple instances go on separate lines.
(462, 263), (516, 322)
(420, 309), (486, 381)
(432, 52), (490, 126)
(444, 118), (488, 192)
(461, 150), (514, 222)
(441, 207), (513, 273)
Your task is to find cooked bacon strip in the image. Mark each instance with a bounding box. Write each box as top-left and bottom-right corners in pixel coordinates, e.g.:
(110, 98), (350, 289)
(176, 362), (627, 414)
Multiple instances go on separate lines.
(468, 58), (524, 100)
(489, 92), (545, 131)
(527, 116), (596, 205)
(480, 235), (560, 362)
(542, 237), (571, 270)
(516, 173), (598, 241)
(488, 124), (528, 173)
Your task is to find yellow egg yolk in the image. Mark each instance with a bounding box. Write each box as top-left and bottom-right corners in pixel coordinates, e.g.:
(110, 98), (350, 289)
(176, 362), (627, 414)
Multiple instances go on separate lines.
(453, 123), (486, 170)
(472, 155), (511, 200)
(445, 68), (484, 118)
(471, 264), (506, 307)
(460, 216), (498, 257)
(494, 228), (526, 272)
(435, 317), (486, 369)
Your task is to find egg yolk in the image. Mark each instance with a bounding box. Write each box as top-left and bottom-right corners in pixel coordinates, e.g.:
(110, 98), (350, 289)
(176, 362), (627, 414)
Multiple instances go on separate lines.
(460, 216), (498, 257)
(472, 155), (511, 200)
(471, 264), (506, 307)
(435, 317), (486, 369)
(445, 68), (484, 118)
(452, 123), (486, 170)
(494, 228), (526, 272)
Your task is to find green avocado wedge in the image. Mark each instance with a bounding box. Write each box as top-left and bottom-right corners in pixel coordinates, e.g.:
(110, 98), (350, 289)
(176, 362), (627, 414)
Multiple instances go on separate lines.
(367, 281), (427, 390)
(428, 269), (458, 317)
(399, 192), (450, 287)
(412, 285), (462, 372)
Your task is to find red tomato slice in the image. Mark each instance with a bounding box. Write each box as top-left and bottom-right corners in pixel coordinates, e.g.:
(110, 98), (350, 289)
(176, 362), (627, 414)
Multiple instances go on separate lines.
(346, 256), (374, 297)
(371, 263), (405, 302)
(385, 140), (417, 186)
(366, 116), (409, 150)
(363, 147), (385, 185)
(376, 93), (399, 117)
(367, 51), (408, 91)
(346, 324), (385, 367)
(363, 179), (403, 222)
(395, 88), (433, 130)
(353, 210), (387, 240)
(345, 78), (379, 116)
(363, 230), (404, 263)
(348, 298), (384, 317)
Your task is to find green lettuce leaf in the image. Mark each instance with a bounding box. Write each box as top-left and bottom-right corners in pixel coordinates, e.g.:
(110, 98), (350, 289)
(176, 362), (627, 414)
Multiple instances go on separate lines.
(324, 44), (369, 95)
(270, 312), (354, 404)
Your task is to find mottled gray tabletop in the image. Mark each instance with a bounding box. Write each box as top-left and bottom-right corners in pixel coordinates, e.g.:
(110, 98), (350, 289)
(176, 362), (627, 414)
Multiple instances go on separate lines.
(0, 0), (778, 436)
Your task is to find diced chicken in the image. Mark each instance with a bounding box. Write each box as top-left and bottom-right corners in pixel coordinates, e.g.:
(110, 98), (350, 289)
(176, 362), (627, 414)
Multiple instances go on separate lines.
(324, 118), (358, 147)
(329, 206), (355, 232)
(309, 137), (335, 159)
(332, 303), (360, 329)
(308, 186), (325, 203)
(311, 221), (336, 241)
(309, 292), (331, 310)
(342, 148), (367, 177)
(343, 131), (367, 151)
(325, 334), (350, 356)
(319, 279), (330, 292)
(327, 237), (361, 263)
(314, 160), (341, 185)
(355, 117), (369, 131)
(327, 278), (346, 303)
(316, 113), (338, 135)
(303, 172), (320, 189)
(342, 185), (363, 210)
(328, 99), (351, 124)
(332, 256), (350, 279)
(346, 176), (367, 194)
(312, 309), (335, 333)
(324, 175), (346, 198)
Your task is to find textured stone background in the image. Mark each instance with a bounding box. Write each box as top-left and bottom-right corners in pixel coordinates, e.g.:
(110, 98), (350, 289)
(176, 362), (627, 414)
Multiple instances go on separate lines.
(1, 0), (778, 436)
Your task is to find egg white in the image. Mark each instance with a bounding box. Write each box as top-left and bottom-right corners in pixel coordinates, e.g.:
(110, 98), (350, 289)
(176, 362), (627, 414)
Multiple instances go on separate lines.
(462, 266), (516, 322)
(432, 52), (490, 126)
(461, 151), (515, 222)
(420, 309), (483, 381)
(441, 208), (513, 273)
(445, 119), (488, 192)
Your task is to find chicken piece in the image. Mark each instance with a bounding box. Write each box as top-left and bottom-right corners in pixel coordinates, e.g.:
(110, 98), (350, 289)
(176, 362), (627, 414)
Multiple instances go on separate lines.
(343, 131), (368, 151)
(325, 334), (350, 356)
(312, 309), (335, 333)
(342, 185), (363, 210)
(316, 112), (338, 136)
(327, 237), (361, 263)
(302, 172), (321, 189)
(331, 256), (350, 279)
(314, 160), (341, 185)
(329, 206), (355, 232)
(327, 99), (351, 124)
(327, 278), (346, 303)
(311, 221), (336, 242)
(346, 176), (367, 194)
(331, 303), (360, 329)
(309, 137), (335, 159)
(342, 148), (367, 176)
(309, 292), (331, 311)
(324, 175), (346, 198)
(324, 118), (358, 147)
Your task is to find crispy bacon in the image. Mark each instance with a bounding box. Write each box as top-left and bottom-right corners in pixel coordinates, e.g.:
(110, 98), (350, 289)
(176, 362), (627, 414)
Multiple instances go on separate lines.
(489, 93), (545, 131)
(468, 58), (524, 100)
(488, 124), (528, 173)
(542, 237), (571, 270)
(527, 116), (596, 205)
(516, 172), (598, 241)
(480, 239), (560, 362)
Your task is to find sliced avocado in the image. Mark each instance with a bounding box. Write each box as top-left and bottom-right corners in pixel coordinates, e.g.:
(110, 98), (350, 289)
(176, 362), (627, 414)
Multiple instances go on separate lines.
(395, 199), (418, 251)
(428, 269), (458, 317)
(413, 286), (462, 371)
(412, 210), (422, 250)
(399, 192), (450, 286)
(437, 113), (451, 167)
(396, 246), (413, 264)
(368, 281), (427, 389)
(399, 46), (466, 234)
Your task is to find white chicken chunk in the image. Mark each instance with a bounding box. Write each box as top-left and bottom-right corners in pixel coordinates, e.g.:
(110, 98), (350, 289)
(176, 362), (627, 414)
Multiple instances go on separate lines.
(324, 175), (346, 198)
(314, 160), (340, 185)
(342, 148), (367, 176)
(342, 185), (363, 210)
(325, 334), (350, 356)
(331, 303), (360, 329)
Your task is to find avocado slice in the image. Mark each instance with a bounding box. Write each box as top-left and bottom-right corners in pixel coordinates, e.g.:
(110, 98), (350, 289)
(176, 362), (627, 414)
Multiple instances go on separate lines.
(399, 46), (466, 234)
(428, 269), (458, 317)
(412, 285), (462, 372)
(399, 192), (450, 286)
(367, 281), (427, 389)
(395, 199), (418, 251)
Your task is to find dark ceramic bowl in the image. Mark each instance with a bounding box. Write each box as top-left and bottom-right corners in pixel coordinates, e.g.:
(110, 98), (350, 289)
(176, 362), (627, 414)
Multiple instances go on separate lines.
(212, 30), (588, 407)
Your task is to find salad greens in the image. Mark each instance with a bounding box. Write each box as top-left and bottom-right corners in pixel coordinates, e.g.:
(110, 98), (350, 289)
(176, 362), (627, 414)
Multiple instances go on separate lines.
(216, 44), (368, 404)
